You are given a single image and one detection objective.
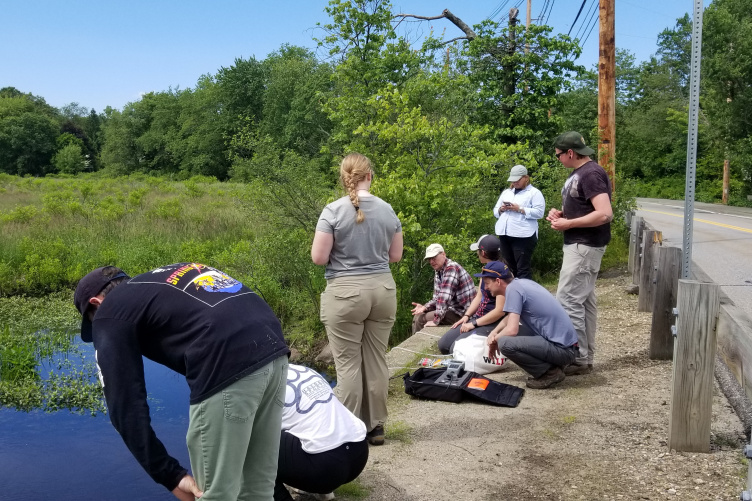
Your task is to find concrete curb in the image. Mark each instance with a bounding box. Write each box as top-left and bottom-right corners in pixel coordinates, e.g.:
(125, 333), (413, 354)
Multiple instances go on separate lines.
(385, 326), (449, 376)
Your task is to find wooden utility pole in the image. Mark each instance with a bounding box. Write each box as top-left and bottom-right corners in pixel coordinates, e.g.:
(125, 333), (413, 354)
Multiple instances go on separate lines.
(598, 0), (616, 192)
(722, 159), (730, 204)
(526, 0), (532, 52)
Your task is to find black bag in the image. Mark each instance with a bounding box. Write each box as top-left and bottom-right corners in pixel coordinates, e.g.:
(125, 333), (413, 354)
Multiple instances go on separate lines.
(403, 367), (524, 408)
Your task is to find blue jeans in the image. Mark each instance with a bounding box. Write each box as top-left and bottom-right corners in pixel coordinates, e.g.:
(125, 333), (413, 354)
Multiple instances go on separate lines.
(187, 356), (288, 500)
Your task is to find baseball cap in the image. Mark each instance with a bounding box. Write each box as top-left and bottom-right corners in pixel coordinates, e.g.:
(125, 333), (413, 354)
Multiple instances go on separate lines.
(469, 234), (501, 253)
(553, 131), (595, 156)
(507, 165), (528, 182)
(424, 243), (445, 259)
(473, 261), (512, 280)
(74, 266), (129, 342)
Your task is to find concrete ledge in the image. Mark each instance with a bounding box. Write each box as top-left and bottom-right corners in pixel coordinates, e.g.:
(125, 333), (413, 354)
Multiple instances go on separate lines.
(386, 326), (449, 376)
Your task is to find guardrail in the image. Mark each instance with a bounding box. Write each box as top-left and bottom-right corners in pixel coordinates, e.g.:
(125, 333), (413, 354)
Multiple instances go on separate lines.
(627, 211), (752, 497)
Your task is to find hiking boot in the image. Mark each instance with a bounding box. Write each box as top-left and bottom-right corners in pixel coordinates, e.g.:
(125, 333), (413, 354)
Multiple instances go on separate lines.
(526, 367), (565, 389)
(563, 363), (593, 376)
(366, 425), (385, 446)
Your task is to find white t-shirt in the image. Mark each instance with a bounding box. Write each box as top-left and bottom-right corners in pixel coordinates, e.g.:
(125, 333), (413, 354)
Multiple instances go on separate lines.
(282, 364), (367, 453)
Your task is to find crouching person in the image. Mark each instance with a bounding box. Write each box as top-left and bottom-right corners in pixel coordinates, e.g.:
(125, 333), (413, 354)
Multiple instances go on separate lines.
(479, 261), (579, 389)
(275, 364), (369, 501)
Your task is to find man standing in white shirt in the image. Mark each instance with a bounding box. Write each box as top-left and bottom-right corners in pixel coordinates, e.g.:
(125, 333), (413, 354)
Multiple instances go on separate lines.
(493, 164), (546, 279)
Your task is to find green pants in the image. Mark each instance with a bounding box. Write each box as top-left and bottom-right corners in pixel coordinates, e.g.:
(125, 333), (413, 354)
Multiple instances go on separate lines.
(320, 272), (396, 432)
(186, 356), (288, 500)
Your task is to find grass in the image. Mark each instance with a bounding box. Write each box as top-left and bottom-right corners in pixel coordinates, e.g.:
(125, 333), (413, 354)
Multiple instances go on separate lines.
(335, 480), (371, 499)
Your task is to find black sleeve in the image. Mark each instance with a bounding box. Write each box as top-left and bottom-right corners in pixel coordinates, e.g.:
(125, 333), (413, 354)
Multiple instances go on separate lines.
(93, 318), (188, 491)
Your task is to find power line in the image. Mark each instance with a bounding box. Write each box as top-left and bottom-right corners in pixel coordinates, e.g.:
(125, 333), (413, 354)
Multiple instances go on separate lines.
(568, 0), (589, 36)
(544, 0), (555, 25)
(581, 8), (600, 47)
(574, 0), (598, 41)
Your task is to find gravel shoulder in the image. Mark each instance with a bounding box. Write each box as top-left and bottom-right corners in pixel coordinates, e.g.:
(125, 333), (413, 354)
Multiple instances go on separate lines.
(349, 270), (747, 501)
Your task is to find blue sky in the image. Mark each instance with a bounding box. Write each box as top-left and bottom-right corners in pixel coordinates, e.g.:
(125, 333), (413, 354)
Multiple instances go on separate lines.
(1, 0), (709, 113)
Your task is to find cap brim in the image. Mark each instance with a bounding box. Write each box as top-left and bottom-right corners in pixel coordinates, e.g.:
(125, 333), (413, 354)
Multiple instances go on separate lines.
(474, 272), (493, 278)
(469, 243), (480, 251)
(424, 252), (440, 259)
(80, 316), (93, 343)
(507, 176), (522, 182)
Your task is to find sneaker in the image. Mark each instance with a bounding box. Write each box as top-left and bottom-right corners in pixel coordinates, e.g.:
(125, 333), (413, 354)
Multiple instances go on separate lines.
(563, 363), (593, 376)
(526, 367), (565, 389)
(366, 425), (385, 446)
(290, 488), (335, 500)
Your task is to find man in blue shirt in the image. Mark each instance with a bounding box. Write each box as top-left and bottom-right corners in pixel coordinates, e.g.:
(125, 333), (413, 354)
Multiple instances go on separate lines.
(479, 261), (579, 389)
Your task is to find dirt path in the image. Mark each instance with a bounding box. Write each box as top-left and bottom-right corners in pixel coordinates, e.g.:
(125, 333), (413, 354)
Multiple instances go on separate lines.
(349, 270), (747, 500)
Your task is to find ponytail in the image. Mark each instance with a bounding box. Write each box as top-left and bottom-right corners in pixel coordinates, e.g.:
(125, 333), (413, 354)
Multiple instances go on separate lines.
(340, 152), (372, 224)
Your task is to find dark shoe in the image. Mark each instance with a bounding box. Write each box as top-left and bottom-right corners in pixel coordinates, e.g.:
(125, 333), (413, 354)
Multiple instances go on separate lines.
(367, 425), (385, 446)
(563, 363), (593, 376)
(526, 367), (565, 389)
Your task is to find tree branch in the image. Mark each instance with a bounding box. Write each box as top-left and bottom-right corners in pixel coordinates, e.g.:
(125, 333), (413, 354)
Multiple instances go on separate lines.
(394, 9), (477, 41)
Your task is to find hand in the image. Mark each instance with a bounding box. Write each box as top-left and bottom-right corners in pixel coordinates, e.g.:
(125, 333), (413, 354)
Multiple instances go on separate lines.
(546, 208), (563, 222)
(509, 203), (521, 213)
(459, 322), (475, 333)
(172, 474), (203, 500)
(451, 315), (468, 329)
(410, 302), (426, 316)
(486, 340), (500, 362)
(549, 217), (571, 232)
(424, 320), (437, 327)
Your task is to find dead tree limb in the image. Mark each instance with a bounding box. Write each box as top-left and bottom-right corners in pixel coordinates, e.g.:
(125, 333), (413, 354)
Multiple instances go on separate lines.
(394, 9), (477, 43)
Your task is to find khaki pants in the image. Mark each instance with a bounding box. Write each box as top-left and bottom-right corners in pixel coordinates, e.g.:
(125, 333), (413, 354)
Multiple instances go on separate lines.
(320, 273), (396, 431)
(556, 243), (606, 365)
(411, 309), (463, 334)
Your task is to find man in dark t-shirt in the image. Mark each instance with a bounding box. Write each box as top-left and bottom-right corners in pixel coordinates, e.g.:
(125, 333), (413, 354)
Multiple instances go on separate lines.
(74, 263), (289, 500)
(547, 132), (613, 376)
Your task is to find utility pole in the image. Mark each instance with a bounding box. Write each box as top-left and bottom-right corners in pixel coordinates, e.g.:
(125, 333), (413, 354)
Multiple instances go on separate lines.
(526, 0), (532, 52)
(598, 0), (616, 192)
(503, 8), (520, 121)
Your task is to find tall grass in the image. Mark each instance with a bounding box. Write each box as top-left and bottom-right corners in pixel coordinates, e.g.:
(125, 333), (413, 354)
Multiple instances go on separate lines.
(0, 173), (324, 350)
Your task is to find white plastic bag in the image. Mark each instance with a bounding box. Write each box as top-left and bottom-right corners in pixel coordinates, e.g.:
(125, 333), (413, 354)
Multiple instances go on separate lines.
(452, 334), (507, 374)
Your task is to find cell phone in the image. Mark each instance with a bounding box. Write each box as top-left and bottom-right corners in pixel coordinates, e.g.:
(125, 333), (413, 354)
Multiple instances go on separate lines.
(503, 202), (512, 206)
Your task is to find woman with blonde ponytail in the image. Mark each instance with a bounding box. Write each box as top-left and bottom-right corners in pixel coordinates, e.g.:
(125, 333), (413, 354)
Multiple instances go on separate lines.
(311, 152), (403, 446)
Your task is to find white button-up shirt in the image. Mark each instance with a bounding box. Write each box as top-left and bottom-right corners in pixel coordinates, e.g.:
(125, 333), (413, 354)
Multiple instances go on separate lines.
(493, 184), (545, 238)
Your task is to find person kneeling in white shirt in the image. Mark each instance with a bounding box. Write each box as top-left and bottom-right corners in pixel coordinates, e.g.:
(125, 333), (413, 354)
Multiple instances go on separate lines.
(275, 364), (369, 501)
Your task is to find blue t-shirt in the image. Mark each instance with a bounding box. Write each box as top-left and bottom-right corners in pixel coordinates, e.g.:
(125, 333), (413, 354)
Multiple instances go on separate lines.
(502, 278), (577, 347)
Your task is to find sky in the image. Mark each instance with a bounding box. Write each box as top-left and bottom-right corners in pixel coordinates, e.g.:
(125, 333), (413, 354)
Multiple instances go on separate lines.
(1, 0), (710, 113)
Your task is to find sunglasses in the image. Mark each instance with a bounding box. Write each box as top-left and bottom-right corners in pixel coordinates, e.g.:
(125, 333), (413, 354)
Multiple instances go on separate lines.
(554, 150), (569, 159)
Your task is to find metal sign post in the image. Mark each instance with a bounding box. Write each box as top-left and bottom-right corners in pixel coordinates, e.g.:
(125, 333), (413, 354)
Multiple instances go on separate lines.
(681, 0), (704, 279)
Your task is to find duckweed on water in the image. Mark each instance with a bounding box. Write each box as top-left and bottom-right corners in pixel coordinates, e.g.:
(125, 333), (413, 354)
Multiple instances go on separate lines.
(0, 293), (105, 415)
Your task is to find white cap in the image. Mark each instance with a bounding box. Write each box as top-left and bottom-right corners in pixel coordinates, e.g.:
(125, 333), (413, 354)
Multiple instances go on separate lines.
(507, 164), (528, 182)
(424, 243), (445, 259)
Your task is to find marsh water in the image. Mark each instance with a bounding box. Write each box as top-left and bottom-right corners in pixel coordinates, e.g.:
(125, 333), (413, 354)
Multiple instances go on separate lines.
(0, 338), (191, 500)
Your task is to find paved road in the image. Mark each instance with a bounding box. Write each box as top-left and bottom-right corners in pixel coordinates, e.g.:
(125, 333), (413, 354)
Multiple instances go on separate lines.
(636, 198), (752, 315)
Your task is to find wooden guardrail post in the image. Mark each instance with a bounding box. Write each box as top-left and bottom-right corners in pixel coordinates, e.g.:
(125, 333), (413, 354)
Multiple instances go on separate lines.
(649, 246), (681, 359)
(629, 216), (644, 286)
(638, 230), (661, 312)
(668, 280), (720, 452)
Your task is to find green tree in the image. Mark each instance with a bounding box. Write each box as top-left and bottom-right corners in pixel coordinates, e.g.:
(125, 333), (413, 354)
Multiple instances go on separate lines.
(0, 92), (59, 176)
(52, 143), (85, 174)
(467, 22), (583, 147)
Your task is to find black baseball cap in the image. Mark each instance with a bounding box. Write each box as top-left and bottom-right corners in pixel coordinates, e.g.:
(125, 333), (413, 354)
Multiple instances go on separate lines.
(553, 131), (595, 156)
(74, 266), (129, 342)
(469, 234), (501, 253)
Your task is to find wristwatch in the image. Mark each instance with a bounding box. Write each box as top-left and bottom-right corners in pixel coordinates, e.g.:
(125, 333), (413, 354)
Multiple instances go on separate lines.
(471, 317), (478, 327)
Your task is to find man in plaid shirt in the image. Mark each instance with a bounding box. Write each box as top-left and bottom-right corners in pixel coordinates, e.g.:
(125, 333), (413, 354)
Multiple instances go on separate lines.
(411, 243), (476, 333)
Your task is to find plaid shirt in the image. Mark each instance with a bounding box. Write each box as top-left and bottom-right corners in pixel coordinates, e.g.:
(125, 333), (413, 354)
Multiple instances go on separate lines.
(425, 258), (475, 323)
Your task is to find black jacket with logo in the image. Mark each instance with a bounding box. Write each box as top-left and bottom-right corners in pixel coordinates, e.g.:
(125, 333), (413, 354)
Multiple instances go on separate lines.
(91, 263), (289, 491)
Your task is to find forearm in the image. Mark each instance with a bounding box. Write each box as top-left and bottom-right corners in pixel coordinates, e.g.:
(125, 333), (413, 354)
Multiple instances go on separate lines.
(569, 210), (612, 228)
